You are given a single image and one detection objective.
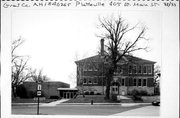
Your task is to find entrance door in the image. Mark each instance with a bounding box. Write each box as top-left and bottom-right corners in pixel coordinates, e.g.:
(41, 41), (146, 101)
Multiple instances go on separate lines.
(112, 86), (118, 94)
(63, 92), (66, 98)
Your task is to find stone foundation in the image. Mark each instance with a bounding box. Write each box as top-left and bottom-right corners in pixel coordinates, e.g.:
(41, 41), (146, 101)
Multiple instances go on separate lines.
(77, 86), (154, 95)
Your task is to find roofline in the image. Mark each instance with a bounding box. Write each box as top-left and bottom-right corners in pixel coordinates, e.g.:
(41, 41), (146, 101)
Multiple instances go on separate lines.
(75, 54), (156, 64)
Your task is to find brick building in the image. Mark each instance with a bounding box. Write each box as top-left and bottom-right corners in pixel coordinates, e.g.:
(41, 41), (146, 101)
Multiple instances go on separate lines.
(75, 39), (156, 96)
(23, 81), (70, 98)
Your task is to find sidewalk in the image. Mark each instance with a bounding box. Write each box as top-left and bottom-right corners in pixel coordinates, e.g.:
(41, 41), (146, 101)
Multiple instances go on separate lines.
(111, 106), (160, 116)
(40, 99), (69, 107)
(59, 102), (151, 106)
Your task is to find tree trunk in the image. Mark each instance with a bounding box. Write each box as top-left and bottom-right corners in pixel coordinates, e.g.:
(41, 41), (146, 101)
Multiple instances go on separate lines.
(105, 69), (114, 99)
(12, 85), (17, 98)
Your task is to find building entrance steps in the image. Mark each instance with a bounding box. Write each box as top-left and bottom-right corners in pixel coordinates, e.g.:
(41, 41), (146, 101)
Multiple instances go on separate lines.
(40, 99), (69, 107)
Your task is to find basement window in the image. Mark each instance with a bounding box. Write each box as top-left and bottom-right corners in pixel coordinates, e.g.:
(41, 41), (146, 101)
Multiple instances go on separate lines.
(88, 78), (92, 84)
(83, 78), (87, 84)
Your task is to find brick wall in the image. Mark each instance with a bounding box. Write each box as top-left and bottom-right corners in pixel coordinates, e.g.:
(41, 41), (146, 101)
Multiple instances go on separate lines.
(23, 81), (70, 98)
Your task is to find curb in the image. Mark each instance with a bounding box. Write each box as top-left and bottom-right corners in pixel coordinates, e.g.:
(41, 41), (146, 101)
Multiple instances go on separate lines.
(12, 102), (151, 106)
(59, 103), (151, 105)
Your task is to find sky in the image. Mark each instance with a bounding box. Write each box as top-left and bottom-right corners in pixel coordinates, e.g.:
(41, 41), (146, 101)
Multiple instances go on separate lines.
(12, 9), (161, 88)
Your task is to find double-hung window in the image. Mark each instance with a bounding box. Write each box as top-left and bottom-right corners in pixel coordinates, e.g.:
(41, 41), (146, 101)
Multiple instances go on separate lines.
(147, 65), (152, 74)
(129, 65), (132, 74)
(138, 65), (142, 74)
(142, 79), (147, 86)
(93, 78), (98, 84)
(121, 78), (125, 86)
(143, 66), (147, 74)
(133, 79), (137, 86)
(138, 79), (142, 86)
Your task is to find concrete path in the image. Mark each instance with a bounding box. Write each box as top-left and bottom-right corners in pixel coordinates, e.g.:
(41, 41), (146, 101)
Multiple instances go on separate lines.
(111, 105), (160, 116)
(119, 95), (131, 99)
(40, 99), (69, 107)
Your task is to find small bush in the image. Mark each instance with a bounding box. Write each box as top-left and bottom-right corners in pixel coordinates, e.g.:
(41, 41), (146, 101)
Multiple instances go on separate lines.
(96, 93), (101, 95)
(111, 94), (117, 101)
(131, 89), (143, 101)
(50, 96), (59, 99)
(90, 91), (94, 95)
(139, 90), (148, 96)
(84, 91), (89, 95)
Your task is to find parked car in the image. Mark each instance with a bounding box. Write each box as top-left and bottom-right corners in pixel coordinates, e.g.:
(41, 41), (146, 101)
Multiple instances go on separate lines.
(152, 98), (160, 106)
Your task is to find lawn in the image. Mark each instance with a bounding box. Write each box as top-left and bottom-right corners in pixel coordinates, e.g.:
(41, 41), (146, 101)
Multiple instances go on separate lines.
(63, 95), (120, 103)
(12, 98), (57, 103)
(64, 95), (160, 103)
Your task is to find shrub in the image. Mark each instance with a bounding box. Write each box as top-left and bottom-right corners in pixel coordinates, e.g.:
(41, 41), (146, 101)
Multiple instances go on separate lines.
(50, 96), (59, 99)
(111, 94), (117, 101)
(84, 91), (89, 95)
(90, 91), (94, 95)
(139, 90), (148, 96)
(131, 89), (143, 101)
(96, 93), (101, 95)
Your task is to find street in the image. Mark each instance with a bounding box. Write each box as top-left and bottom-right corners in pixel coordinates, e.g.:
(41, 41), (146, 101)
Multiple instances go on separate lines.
(12, 104), (159, 116)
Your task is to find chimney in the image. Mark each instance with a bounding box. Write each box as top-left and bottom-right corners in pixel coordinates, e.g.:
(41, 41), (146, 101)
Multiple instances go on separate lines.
(100, 39), (104, 56)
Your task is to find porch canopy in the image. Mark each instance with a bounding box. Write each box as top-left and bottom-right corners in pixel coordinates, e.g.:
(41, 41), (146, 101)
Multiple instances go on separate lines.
(57, 88), (78, 99)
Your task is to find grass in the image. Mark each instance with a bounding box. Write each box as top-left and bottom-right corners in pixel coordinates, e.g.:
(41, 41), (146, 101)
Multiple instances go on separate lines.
(12, 98), (58, 103)
(64, 95), (119, 103)
(64, 95), (160, 103)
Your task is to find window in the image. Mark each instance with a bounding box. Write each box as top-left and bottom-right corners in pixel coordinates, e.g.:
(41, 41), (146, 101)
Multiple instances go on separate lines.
(83, 78), (87, 84)
(116, 67), (123, 74)
(121, 78), (125, 86)
(138, 65), (142, 74)
(138, 79), (142, 86)
(88, 78), (92, 84)
(129, 65), (132, 74)
(143, 79), (147, 86)
(147, 65), (152, 74)
(143, 66), (147, 74)
(93, 78), (98, 84)
(133, 66), (137, 74)
(112, 88), (115, 91)
(133, 79), (137, 86)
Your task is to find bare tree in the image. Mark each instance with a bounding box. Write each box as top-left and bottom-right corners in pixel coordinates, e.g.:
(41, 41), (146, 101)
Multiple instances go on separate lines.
(98, 15), (149, 99)
(11, 57), (32, 97)
(11, 38), (25, 63)
(11, 38), (33, 97)
(30, 69), (50, 83)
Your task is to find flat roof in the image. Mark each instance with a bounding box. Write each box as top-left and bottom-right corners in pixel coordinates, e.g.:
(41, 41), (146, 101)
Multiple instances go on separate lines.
(57, 88), (78, 91)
